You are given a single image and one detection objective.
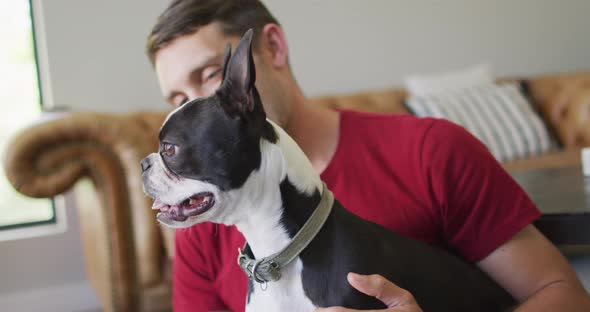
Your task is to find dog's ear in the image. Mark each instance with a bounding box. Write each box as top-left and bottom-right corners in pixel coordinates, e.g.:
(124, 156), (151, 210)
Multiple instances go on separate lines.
(217, 29), (257, 116)
(221, 43), (231, 81)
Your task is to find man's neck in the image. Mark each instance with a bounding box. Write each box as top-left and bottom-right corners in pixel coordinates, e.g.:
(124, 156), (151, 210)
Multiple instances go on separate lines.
(282, 95), (341, 174)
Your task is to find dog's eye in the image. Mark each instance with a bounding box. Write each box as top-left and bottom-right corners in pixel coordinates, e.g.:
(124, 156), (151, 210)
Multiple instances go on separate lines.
(162, 143), (177, 157)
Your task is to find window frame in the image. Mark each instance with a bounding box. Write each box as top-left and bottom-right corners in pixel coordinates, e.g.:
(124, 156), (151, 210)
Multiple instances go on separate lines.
(0, 0), (59, 236)
(0, 196), (67, 242)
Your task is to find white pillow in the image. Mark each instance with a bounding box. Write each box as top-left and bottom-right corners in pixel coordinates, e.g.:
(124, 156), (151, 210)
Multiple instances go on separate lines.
(404, 63), (494, 97)
(405, 83), (556, 162)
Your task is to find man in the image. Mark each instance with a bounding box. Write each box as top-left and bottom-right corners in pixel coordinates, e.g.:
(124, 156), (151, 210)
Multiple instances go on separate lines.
(146, 1), (590, 311)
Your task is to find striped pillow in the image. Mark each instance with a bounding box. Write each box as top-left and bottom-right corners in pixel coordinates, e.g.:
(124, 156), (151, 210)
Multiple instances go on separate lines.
(406, 83), (556, 162)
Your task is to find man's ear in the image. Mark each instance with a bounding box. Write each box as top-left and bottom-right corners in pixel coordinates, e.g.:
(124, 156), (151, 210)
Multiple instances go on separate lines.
(218, 28), (256, 115)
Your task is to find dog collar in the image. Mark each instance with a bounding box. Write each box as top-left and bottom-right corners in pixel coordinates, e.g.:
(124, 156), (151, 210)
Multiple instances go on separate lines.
(237, 182), (334, 285)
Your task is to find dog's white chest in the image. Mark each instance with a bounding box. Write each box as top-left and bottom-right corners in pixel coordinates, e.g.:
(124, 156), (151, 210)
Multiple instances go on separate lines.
(245, 258), (316, 312)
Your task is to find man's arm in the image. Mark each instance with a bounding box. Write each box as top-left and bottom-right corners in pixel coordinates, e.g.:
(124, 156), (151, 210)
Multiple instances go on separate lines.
(420, 120), (590, 309)
(317, 225), (590, 311)
(478, 224), (590, 311)
(317, 120), (590, 311)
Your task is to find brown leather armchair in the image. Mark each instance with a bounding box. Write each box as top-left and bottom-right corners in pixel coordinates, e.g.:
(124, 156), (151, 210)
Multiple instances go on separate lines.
(4, 113), (172, 312)
(3, 71), (590, 311)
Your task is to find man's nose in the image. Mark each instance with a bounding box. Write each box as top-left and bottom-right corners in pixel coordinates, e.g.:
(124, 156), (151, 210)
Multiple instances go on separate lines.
(141, 157), (152, 173)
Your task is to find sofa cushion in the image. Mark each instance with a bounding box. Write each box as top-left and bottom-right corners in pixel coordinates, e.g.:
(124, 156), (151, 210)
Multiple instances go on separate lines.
(311, 89), (410, 114)
(406, 83), (557, 162)
(404, 63), (494, 97)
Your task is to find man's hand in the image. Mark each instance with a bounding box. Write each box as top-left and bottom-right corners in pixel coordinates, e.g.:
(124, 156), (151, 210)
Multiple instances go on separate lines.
(315, 273), (423, 312)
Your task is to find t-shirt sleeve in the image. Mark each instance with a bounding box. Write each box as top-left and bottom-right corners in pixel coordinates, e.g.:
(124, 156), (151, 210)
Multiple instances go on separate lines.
(173, 227), (226, 312)
(420, 119), (541, 262)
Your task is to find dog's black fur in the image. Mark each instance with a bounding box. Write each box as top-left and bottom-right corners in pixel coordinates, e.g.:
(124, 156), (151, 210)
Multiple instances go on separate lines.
(281, 183), (515, 310)
(151, 29), (516, 311)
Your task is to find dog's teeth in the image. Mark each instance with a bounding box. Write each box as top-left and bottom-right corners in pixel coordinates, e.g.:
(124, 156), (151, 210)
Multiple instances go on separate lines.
(189, 197), (206, 207)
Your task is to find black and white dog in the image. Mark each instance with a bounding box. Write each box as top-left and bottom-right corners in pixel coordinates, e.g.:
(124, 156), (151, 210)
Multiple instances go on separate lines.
(141, 30), (515, 311)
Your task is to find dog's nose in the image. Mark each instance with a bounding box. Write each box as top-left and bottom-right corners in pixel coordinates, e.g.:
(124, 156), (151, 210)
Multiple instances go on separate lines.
(141, 157), (152, 173)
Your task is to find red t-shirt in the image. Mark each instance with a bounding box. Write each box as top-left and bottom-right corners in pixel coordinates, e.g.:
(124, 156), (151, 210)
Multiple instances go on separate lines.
(172, 110), (540, 312)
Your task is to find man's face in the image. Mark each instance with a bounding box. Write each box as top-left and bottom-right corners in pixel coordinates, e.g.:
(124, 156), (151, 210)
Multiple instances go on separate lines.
(155, 23), (239, 107)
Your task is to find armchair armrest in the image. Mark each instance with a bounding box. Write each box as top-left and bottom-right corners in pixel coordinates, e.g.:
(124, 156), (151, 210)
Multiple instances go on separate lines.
(3, 111), (168, 311)
(529, 72), (590, 148)
(548, 87), (590, 147)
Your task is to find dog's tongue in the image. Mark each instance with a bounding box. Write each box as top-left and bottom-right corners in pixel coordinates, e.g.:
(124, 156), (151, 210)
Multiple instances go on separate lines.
(152, 199), (177, 216)
(151, 195), (211, 222)
(152, 199), (167, 211)
(152, 199), (188, 221)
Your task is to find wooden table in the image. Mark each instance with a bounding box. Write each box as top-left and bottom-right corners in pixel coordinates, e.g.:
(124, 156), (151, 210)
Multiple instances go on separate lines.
(511, 166), (590, 245)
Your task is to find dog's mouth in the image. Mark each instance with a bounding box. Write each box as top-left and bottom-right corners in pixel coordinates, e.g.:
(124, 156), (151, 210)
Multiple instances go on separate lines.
(151, 192), (215, 222)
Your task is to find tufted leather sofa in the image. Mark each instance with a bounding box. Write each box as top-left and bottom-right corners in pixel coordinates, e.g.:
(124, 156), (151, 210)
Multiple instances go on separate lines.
(3, 71), (590, 311)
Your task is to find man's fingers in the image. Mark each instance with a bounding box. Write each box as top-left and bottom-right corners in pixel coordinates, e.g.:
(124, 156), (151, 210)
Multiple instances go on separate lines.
(315, 307), (351, 312)
(315, 274), (422, 312)
(315, 307), (381, 312)
(347, 273), (416, 307)
(315, 305), (415, 312)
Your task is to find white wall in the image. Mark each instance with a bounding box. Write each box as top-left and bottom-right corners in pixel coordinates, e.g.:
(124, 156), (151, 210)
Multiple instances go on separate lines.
(38, 0), (168, 112)
(37, 0), (590, 113)
(0, 192), (101, 312)
(274, 0), (590, 96)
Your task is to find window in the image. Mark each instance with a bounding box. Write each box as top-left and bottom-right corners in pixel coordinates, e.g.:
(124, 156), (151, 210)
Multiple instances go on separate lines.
(0, 0), (55, 231)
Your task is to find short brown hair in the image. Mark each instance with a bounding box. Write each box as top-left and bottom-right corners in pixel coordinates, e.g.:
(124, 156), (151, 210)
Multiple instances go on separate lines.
(146, 0), (279, 66)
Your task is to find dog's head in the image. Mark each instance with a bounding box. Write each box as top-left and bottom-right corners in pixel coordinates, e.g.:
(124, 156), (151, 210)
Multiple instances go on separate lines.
(141, 29), (279, 228)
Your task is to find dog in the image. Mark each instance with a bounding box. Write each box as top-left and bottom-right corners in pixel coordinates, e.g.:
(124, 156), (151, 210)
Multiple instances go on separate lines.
(141, 29), (515, 311)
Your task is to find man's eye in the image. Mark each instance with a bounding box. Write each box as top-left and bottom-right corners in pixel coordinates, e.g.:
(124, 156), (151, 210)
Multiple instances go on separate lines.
(176, 98), (188, 107)
(162, 143), (177, 157)
(203, 67), (221, 83)
(207, 69), (220, 80)
(171, 95), (188, 108)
